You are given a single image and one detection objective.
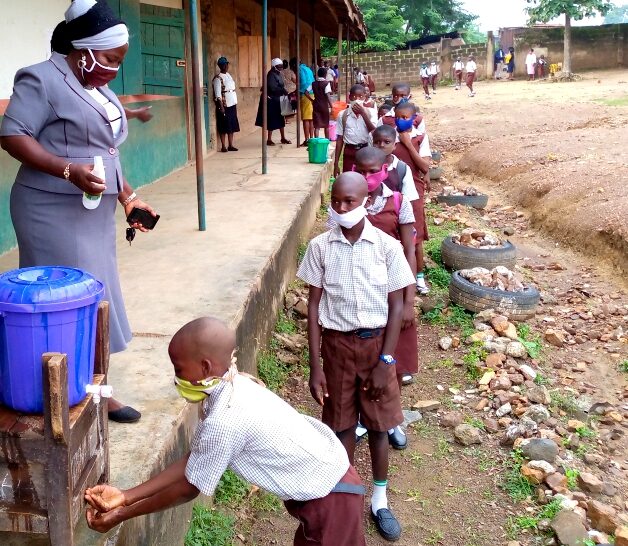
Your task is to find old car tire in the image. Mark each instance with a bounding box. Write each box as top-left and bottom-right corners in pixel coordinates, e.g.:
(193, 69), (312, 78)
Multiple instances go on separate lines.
(441, 237), (517, 271)
(436, 193), (489, 209)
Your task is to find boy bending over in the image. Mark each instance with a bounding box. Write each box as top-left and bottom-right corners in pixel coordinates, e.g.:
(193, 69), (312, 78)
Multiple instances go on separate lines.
(85, 317), (366, 546)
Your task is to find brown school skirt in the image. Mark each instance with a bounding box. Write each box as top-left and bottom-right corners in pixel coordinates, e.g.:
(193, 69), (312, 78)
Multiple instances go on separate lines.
(341, 143), (367, 173)
(321, 329), (403, 432)
(284, 465), (366, 546)
(466, 72), (476, 86)
(412, 196), (428, 243)
(396, 321), (419, 375)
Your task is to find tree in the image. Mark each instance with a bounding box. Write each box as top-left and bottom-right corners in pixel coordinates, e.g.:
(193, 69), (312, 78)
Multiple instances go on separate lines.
(397, 0), (477, 38)
(603, 4), (628, 23)
(355, 0), (407, 51)
(526, 0), (614, 74)
(461, 23), (487, 45)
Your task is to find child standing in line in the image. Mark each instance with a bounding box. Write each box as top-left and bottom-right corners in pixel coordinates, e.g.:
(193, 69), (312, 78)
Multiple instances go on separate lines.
(429, 60), (439, 94)
(333, 84), (377, 176)
(465, 55), (477, 97)
(390, 102), (432, 296)
(454, 56), (464, 90)
(378, 103), (393, 120)
(84, 317), (367, 545)
(419, 63), (431, 100)
(354, 146), (419, 449)
(372, 125), (418, 203)
(313, 67), (333, 139)
(298, 173), (415, 542)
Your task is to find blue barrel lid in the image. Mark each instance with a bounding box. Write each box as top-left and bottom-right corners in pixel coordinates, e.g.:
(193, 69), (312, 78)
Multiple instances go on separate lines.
(0, 266), (104, 313)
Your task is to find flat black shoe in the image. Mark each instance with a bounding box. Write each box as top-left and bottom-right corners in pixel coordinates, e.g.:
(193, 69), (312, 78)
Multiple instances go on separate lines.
(227, 146), (238, 151)
(220, 147), (228, 153)
(108, 406), (141, 423)
(388, 427), (408, 450)
(371, 508), (402, 541)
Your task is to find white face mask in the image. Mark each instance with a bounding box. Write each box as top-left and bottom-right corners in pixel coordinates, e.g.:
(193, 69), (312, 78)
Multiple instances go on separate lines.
(328, 197), (368, 229)
(82, 48), (120, 73)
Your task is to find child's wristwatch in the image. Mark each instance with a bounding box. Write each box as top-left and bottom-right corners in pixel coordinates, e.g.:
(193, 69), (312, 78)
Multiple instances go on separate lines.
(379, 354), (397, 366)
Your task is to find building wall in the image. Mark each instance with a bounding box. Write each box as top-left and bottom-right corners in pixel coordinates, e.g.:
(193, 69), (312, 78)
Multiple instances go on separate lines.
(140, 0), (182, 7)
(1, 0), (68, 98)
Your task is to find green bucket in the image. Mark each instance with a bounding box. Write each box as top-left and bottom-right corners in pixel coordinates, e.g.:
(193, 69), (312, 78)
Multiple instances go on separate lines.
(308, 138), (330, 164)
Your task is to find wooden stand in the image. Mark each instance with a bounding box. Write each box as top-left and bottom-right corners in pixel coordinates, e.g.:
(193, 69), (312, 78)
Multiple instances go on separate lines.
(0, 301), (110, 545)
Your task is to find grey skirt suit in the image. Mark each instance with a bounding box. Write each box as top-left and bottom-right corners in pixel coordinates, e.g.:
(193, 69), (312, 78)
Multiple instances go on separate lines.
(0, 52), (132, 353)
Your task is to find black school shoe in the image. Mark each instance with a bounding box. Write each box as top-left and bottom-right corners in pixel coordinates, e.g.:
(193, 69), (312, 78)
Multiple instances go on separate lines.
(371, 508), (402, 541)
(388, 426), (408, 450)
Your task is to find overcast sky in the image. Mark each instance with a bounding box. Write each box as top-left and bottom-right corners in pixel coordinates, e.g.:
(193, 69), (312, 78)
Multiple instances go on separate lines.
(461, 0), (617, 32)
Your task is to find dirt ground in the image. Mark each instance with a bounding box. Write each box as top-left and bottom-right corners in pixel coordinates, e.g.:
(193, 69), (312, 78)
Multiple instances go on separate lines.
(239, 71), (627, 546)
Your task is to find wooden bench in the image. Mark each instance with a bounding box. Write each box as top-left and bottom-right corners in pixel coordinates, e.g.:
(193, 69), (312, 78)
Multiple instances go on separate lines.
(0, 302), (110, 545)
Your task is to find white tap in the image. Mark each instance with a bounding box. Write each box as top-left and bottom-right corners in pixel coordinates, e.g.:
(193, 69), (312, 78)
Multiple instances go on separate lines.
(86, 384), (114, 404)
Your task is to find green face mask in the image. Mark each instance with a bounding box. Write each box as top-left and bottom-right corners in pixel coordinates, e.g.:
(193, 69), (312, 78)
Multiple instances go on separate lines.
(174, 376), (222, 403)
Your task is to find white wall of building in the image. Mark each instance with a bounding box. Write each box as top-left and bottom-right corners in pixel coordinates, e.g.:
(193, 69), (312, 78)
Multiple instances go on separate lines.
(1, 0), (68, 99)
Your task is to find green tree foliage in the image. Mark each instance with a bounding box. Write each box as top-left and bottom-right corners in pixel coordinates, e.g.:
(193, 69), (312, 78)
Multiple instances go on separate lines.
(355, 0), (407, 51)
(397, 0), (477, 37)
(603, 4), (628, 23)
(526, 0), (614, 73)
(461, 23), (487, 44)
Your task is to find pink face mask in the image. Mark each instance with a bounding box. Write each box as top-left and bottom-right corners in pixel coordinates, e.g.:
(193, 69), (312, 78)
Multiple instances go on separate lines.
(365, 164), (389, 192)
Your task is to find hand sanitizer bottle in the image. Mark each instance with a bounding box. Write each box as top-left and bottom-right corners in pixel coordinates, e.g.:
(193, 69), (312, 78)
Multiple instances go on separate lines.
(82, 156), (105, 210)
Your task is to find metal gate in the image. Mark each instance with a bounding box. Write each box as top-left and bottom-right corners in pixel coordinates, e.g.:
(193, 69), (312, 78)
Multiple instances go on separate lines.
(140, 4), (185, 96)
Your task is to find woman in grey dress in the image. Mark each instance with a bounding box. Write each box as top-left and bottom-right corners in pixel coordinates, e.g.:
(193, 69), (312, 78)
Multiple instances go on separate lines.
(0, 0), (156, 422)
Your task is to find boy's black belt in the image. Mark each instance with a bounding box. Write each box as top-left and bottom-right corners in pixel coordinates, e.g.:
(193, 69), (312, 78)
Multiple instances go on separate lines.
(344, 143), (368, 150)
(342, 328), (383, 339)
(331, 482), (366, 495)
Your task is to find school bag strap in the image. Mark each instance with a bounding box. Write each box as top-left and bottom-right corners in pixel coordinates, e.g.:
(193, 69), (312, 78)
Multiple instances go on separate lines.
(393, 191), (402, 215)
(341, 108), (349, 135)
(397, 161), (407, 186)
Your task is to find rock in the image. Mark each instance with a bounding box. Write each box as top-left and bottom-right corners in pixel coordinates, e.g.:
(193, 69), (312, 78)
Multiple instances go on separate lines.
(521, 463), (545, 484)
(478, 370), (496, 385)
(484, 339), (509, 354)
(550, 510), (588, 546)
(476, 308), (497, 321)
(506, 341), (527, 358)
(545, 472), (568, 493)
(293, 298), (309, 318)
(577, 472), (603, 494)
(528, 460), (556, 476)
(483, 418), (499, 433)
(503, 322), (519, 340)
(489, 375), (512, 391)
(521, 438), (558, 462)
(545, 328), (566, 347)
(501, 424), (526, 445)
(485, 352), (506, 368)
(490, 315), (509, 332)
(454, 424), (482, 446)
(601, 482), (617, 497)
(496, 402), (512, 417)
(555, 494), (579, 511)
(615, 526), (628, 546)
(503, 226), (515, 236)
(451, 336), (461, 348)
(528, 385), (552, 405)
(401, 409), (423, 428)
(524, 404), (550, 424)
(587, 500), (621, 534)
(567, 419), (586, 432)
(413, 400), (440, 411)
(467, 330), (495, 344)
(439, 336), (453, 350)
(475, 398), (489, 411)
(284, 292), (299, 309)
(440, 411), (464, 428)
(518, 364), (538, 381)
(274, 332), (307, 351)
(520, 415), (539, 435)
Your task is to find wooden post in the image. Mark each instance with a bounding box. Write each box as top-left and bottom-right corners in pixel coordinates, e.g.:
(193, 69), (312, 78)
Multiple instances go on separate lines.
(296, 0), (301, 146)
(337, 23), (343, 98)
(43, 353), (73, 546)
(94, 301), (110, 377)
(311, 0), (316, 69)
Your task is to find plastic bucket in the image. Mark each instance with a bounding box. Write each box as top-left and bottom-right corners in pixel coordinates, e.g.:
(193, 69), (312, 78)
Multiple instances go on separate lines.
(0, 266), (104, 413)
(331, 100), (347, 120)
(328, 120), (337, 141)
(308, 138), (330, 164)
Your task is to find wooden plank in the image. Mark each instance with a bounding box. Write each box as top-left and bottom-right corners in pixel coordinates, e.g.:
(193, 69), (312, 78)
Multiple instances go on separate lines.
(43, 354), (69, 445)
(140, 14), (185, 27)
(0, 507), (49, 534)
(94, 302), (110, 377)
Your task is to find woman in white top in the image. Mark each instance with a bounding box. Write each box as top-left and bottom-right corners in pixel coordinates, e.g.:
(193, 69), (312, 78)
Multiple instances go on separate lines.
(213, 57), (240, 152)
(525, 48), (537, 81)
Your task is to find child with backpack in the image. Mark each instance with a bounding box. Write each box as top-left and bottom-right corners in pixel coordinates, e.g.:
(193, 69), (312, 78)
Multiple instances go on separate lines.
(312, 67), (333, 139)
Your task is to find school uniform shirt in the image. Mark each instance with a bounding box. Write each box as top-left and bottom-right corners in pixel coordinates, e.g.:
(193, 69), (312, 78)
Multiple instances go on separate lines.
(396, 125), (432, 158)
(297, 218), (415, 331)
(326, 68), (335, 82)
(367, 183), (415, 222)
(389, 155), (419, 201)
(316, 77), (332, 94)
(213, 72), (238, 107)
(419, 66), (429, 78)
(429, 64), (439, 75)
(336, 106), (377, 145)
(466, 60), (477, 73)
(454, 61), (464, 72)
(186, 374), (349, 501)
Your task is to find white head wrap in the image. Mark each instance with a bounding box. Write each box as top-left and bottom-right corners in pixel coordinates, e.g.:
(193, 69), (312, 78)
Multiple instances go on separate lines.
(65, 0), (129, 50)
(271, 58), (283, 67)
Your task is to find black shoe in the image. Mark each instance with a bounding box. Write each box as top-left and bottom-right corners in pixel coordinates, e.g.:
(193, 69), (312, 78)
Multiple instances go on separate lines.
(227, 146), (238, 151)
(388, 426), (408, 450)
(371, 508), (402, 541)
(220, 147), (228, 153)
(108, 406), (141, 423)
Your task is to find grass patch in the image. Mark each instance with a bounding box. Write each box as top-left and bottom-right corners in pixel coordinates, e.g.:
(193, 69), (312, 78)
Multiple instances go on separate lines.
(516, 324), (544, 359)
(549, 389), (580, 415)
(464, 416), (486, 431)
(257, 349), (289, 393)
(185, 504), (235, 546)
(447, 304), (475, 337)
(249, 490), (282, 513)
(423, 302), (446, 325)
(296, 240), (308, 265)
(275, 309), (297, 334)
(463, 343), (487, 381)
(427, 265), (451, 291)
(575, 426), (596, 439)
(620, 359), (628, 373)
(214, 470), (249, 508)
(565, 467), (580, 490)
(410, 450), (424, 469)
(502, 449), (535, 502)
(598, 95), (628, 106)
(504, 499), (562, 539)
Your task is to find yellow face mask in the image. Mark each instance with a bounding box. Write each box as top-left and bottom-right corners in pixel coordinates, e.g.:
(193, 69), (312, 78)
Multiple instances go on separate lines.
(174, 376), (222, 403)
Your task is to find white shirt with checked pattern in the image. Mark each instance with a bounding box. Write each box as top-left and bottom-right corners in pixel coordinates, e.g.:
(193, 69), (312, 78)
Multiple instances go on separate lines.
(297, 219), (415, 331)
(388, 155), (419, 202)
(367, 183), (416, 222)
(185, 374), (349, 501)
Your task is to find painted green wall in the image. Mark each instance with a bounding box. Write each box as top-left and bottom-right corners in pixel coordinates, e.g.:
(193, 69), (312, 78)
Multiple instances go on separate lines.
(0, 96), (188, 256)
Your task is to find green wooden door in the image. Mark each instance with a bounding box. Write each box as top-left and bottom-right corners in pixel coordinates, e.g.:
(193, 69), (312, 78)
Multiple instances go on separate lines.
(140, 4), (185, 96)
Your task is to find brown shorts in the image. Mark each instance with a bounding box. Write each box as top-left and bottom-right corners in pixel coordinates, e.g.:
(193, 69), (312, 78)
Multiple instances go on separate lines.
(321, 329), (403, 432)
(395, 321), (419, 375)
(284, 465), (366, 546)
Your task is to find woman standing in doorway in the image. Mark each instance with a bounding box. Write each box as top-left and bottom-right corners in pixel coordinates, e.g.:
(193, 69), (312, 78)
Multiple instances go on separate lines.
(255, 58), (291, 145)
(213, 57), (240, 152)
(0, 0), (157, 423)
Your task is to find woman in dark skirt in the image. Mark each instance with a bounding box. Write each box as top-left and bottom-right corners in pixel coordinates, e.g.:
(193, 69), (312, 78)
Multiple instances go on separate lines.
(255, 58), (291, 145)
(312, 67), (333, 138)
(213, 56), (240, 152)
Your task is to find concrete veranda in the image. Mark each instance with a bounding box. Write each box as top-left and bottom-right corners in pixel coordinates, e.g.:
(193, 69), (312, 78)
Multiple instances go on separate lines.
(0, 122), (332, 546)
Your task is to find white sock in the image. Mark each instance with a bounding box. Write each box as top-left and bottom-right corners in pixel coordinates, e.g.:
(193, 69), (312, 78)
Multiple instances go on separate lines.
(371, 481), (388, 514)
(416, 274), (427, 288)
(387, 426), (406, 436)
(356, 424), (368, 437)
(387, 428), (395, 434)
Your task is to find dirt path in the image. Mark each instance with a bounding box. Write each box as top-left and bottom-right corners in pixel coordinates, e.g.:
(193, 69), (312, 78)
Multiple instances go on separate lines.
(238, 72), (627, 546)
